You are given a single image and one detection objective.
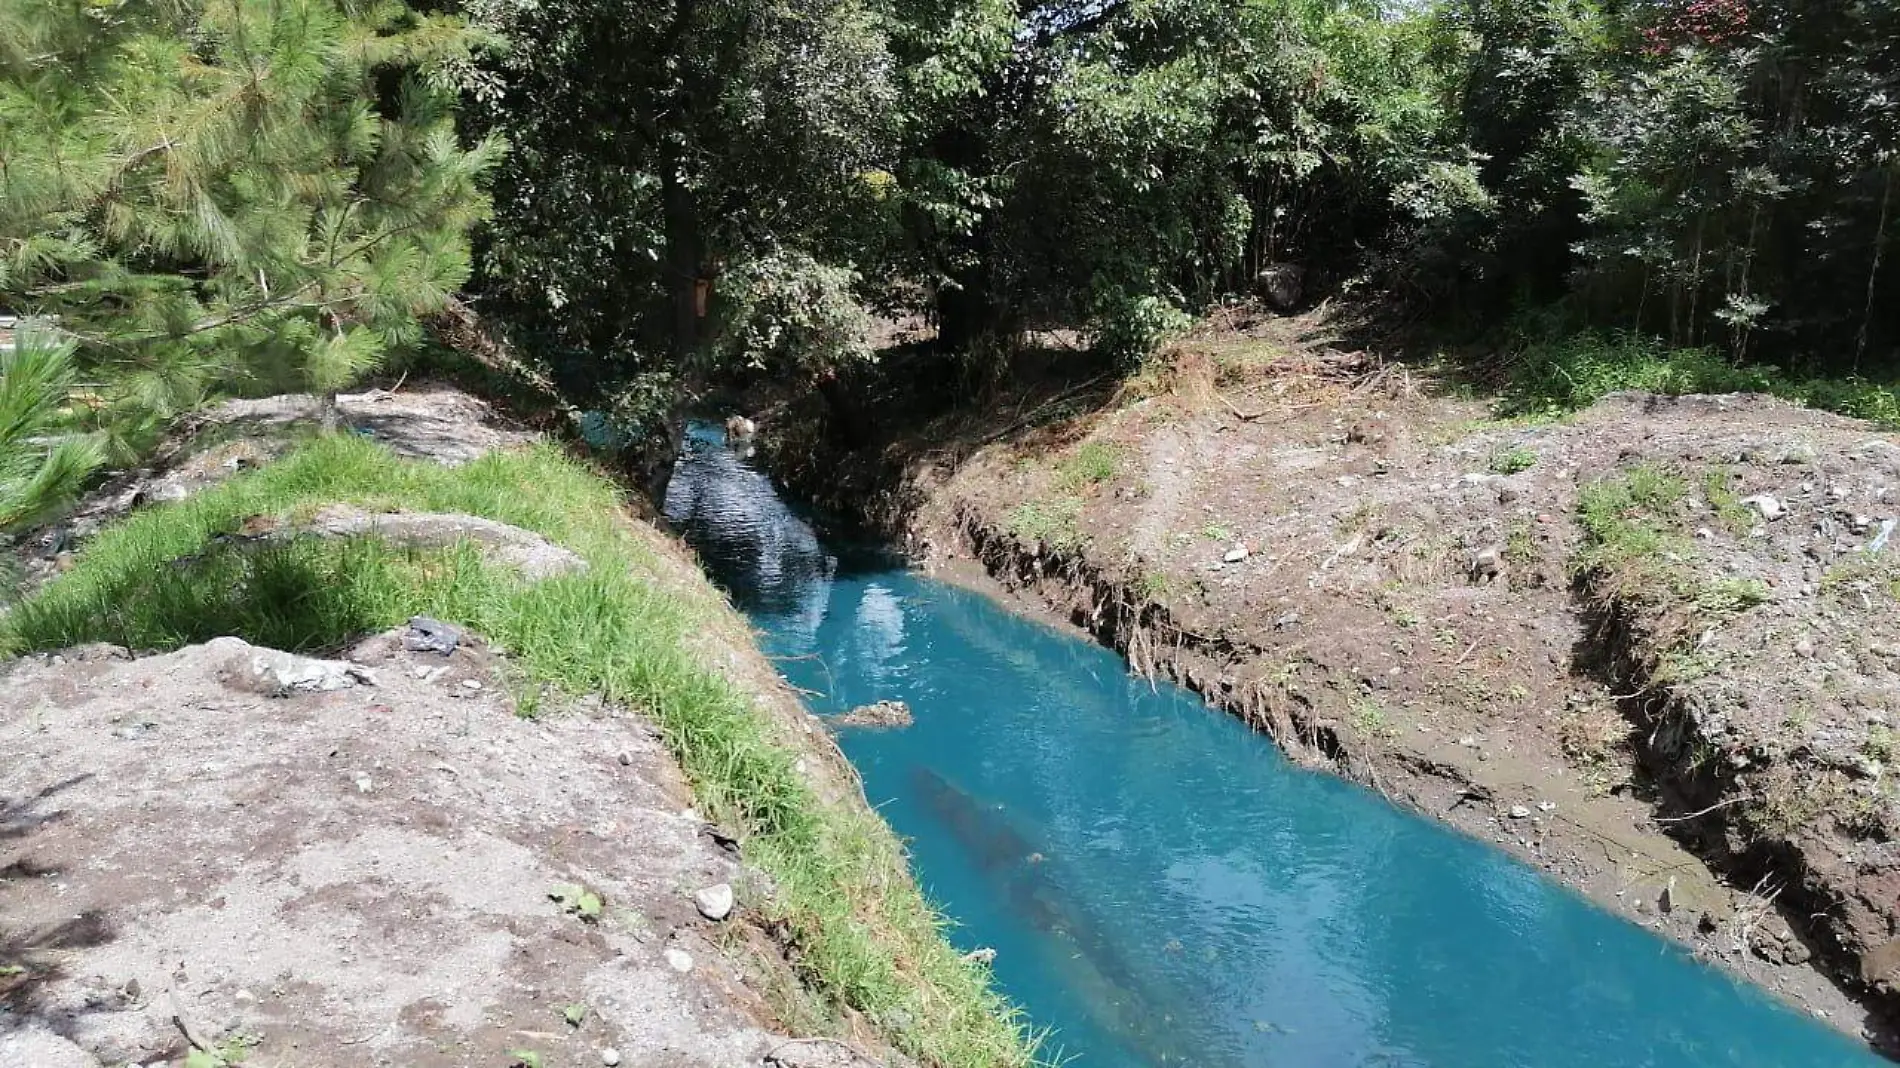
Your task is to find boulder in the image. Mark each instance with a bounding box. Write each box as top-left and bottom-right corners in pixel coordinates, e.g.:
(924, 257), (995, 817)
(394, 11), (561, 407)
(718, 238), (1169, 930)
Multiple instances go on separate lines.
(212, 636), (375, 696)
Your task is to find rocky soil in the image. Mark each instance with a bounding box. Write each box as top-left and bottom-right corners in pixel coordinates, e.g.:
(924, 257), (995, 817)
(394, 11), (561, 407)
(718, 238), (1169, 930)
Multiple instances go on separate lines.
(1, 386), (899, 1068)
(11, 386), (537, 588)
(760, 317), (1900, 1056)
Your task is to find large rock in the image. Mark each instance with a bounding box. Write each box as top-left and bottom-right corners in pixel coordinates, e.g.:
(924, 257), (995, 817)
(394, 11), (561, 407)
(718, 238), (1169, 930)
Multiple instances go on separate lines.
(302, 505), (587, 580)
(211, 636), (375, 696)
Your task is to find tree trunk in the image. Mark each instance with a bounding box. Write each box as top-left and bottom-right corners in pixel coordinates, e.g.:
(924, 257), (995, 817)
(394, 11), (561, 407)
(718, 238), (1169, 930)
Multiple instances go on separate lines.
(661, 160), (704, 366)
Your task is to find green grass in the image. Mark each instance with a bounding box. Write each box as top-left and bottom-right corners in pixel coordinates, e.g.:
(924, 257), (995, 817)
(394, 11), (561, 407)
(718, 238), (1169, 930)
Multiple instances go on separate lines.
(1487, 328), (1900, 428)
(1006, 497), (1085, 552)
(3, 435), (1036, 1068)
(1489, 444), (1537, 475)
(1055, 441), (1120, 491)
(1575, 464), (1686, 579)
(1699, 467), (1755, 534)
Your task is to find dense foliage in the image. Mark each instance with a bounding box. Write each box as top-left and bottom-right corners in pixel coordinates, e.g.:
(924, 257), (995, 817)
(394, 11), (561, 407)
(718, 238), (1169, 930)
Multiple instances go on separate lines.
(2, 0), (1897, 498)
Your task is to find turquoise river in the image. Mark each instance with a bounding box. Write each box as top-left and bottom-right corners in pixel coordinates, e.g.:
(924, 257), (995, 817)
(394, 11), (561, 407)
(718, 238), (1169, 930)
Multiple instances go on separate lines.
(665, 424), (1887, 1068)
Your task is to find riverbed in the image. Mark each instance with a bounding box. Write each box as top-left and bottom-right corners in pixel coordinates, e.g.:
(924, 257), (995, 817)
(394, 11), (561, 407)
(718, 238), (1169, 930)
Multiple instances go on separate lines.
(665, 424), (1884, 1067)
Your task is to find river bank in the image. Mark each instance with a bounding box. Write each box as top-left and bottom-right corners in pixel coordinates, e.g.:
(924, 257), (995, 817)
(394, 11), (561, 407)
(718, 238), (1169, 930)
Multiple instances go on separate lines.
(0, 388), (1031, 1068)
(755, 320), (1900, 1055)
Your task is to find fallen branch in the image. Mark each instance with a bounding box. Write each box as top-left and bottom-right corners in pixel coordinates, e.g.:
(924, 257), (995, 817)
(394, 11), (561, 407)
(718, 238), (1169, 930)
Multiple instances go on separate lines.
(167, 991), (214, 1052)
(1656, 794), (1752, 824)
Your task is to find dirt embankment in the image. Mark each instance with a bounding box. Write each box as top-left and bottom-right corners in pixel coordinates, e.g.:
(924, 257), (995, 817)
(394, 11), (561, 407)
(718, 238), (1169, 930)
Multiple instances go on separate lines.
(0, 388), (923, 1068)
(758, 323), (1900, 1055)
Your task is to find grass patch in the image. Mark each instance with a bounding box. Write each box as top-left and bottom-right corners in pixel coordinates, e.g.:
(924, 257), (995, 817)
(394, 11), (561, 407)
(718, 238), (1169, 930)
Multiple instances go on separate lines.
(1484, 327), (1900, 428)
(1489, 445), (1537, 475)
(1504, 517), (1539, 567)
(1054, 441), (1120, 492)
(1349, 695), (1393, 739)
(1575, 463), (1686, 580)
(1133, 570), (1171, 600)
(3, 435), (1036, 1068)
(1699, 467), (1755, 534)
(1696, 577), (1772, 616)
(1820, 555), (1900, 607)
(1007, 497), (1086, 553)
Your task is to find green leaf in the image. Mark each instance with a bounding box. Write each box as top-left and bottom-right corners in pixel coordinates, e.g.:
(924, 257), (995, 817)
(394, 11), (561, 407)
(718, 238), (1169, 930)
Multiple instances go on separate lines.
(562, 1002), (589, 1027)
(576, 890), (602, 920)
(507, 1050), (544, 1068)
(183, 1051), (224, 1068)
(549, 882), (604, 921)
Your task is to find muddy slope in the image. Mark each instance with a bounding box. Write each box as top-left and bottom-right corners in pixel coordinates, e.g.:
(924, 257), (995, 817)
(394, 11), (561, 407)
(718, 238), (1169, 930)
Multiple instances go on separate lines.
(759, 353), (1900, 1053)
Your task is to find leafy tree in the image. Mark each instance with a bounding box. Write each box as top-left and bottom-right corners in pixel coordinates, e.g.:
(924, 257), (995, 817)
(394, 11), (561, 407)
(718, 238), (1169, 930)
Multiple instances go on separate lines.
(1570, 0), (1900, 367)
(466, 0), (901, 479)
(0, 0), (501, 455)
(940, 0), (1458, 360)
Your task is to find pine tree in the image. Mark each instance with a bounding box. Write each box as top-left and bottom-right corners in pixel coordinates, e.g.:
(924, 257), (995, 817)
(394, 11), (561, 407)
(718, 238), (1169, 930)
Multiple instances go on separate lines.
(0, 0), (502, 455)
(0, 326), (103, 533)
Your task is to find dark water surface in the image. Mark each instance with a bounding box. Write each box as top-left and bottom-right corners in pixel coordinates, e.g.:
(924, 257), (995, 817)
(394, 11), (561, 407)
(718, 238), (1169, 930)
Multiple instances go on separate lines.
(665, 425), (1883, 1068)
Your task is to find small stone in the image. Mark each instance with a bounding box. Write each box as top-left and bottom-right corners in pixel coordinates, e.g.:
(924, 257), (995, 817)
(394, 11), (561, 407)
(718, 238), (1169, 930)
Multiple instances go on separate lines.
(401, 616), (461, 655)
(963, 946), (997, 965)
(694, 883), (735, 922)
(1508, 805), (1531, 819)
(1695, 527), (1715, 540)
(601, 1049), (622, 1067)
(1537, 801), (1556, 812)
(1742, 494), (1785, 521)
(1458, 735), (1479, 748)
(835, 700), (914, 729)
(1469, 546), (1502, 582)
(354, 775), (373, 794)
(460, 678), (483, 691)
(617, 752), (633, 766)
(1795, 639), (1816, 658)
(664, 948), (694, 973)
(1223, 544), (1249, 564)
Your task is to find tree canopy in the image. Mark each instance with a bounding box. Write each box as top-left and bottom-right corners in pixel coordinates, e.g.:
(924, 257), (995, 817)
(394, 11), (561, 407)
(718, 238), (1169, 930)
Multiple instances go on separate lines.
(0, 0), (500, 455)
(2, 0), (1898, 499)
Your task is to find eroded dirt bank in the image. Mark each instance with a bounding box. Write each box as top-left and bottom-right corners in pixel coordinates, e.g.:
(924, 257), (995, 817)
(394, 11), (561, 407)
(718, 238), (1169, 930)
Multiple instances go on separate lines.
(758, 328), (1900, 1055)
